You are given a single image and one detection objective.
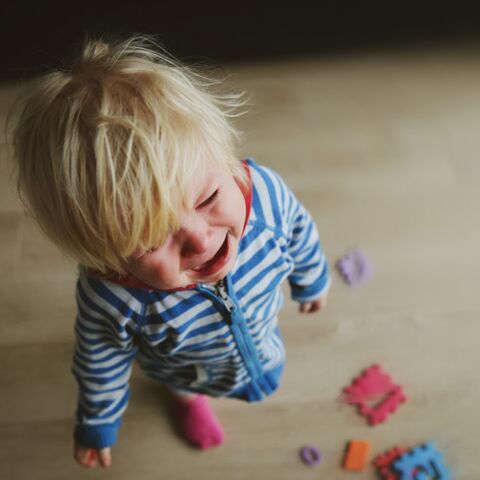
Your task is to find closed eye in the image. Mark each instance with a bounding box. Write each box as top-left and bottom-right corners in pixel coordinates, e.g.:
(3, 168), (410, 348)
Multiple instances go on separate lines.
(197, 189), (219, 208)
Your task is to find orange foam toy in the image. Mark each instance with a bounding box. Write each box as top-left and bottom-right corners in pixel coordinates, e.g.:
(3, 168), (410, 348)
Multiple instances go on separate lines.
(343, 440), (371, 472)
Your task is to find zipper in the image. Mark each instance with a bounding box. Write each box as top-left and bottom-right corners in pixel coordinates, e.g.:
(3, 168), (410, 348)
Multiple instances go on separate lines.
(214, 279), (235, 312)
(198, 277), (263, 379)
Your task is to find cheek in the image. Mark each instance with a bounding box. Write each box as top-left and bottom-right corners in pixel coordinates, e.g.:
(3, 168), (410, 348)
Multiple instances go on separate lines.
(230, 190), (246, 228)
(153, 258), (179, 282)
(136, 255), (177, 283)
(219, 188), (245, 224)
(212, 203), (239, 230)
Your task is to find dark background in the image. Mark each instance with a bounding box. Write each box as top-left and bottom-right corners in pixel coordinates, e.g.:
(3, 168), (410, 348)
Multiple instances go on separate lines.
(2, 1), (480, 80)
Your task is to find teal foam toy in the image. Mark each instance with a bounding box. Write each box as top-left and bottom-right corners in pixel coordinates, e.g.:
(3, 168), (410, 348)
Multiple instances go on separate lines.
(393, 442), (451, 480)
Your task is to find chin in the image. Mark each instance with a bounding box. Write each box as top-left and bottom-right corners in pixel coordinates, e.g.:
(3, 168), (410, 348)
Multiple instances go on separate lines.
(202, 260), (235, 284)
(200, 271), (226, 285)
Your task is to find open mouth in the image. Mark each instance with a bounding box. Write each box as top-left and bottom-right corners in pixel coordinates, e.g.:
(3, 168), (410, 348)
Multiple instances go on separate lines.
(191, 234), (230, 277)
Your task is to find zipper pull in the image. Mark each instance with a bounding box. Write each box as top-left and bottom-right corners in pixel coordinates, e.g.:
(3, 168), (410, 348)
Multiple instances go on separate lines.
(215, 279), (235, 312)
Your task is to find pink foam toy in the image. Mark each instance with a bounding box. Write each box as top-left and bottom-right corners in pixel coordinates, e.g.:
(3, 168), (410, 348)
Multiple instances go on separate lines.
(342, 364), (407, 426)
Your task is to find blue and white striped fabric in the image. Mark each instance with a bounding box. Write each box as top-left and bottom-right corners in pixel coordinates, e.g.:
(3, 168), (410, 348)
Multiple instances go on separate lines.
(72, 158), (330, 448)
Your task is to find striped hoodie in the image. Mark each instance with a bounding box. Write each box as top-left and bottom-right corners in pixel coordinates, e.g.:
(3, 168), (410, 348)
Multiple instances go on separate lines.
(72, 158), (330, 448)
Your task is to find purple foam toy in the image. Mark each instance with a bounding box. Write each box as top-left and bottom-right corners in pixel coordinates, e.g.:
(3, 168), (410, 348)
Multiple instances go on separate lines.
(336, 249), (373, 286)
(299, 446), (322, 466)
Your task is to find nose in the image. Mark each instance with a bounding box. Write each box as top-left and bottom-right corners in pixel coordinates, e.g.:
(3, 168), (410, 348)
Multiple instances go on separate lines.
(177, 217), (211, 258)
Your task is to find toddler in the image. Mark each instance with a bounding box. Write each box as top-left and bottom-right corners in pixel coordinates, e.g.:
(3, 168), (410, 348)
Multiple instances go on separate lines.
(8, 35), (331, 468)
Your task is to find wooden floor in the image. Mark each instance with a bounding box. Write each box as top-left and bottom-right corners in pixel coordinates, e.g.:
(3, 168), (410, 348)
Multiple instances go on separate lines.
(1, 42), (480, 478)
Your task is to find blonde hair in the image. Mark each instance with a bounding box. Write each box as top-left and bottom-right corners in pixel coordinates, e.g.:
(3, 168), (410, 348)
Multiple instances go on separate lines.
(7, 34), (248, 275)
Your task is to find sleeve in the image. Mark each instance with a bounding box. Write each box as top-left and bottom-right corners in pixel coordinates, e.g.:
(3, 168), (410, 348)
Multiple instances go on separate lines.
(285, 194), (331, 303)
(256, 163), (330, 303)
(71, 274), (139, 449)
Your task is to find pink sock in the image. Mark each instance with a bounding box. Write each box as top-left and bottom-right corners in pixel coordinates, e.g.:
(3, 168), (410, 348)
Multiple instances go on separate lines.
(175, 395), (225, 449)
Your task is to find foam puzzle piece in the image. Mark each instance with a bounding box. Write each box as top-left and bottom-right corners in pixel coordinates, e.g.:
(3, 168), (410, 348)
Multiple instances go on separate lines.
(393, 443), (451, 480)
(343, 364), (407, 426)
(374, 446), (408, 479)
(343, 440), (371, 471)
(335, 248), (373, 286)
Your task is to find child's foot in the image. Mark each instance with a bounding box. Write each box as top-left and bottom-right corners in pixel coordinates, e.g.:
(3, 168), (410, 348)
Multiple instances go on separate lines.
(175, 394), (225, 449)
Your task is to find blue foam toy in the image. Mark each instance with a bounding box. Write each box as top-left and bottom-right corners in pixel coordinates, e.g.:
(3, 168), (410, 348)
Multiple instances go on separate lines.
(393, 442), (451, 480)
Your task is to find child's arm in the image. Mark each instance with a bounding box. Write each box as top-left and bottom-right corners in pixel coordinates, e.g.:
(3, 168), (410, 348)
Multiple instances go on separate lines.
(71, 273), (139, 467)
(286, 198), (331, 313)
(247, 160), (330, 312)
(274, 172), (331, 311)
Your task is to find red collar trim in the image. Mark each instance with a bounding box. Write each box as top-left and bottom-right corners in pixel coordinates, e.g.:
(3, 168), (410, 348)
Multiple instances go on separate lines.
(87, 160), (253, 291)
(240, 159), (253, 236)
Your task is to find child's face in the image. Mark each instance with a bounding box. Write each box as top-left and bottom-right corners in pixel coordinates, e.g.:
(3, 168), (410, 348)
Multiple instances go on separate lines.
(125, 165), (247, 289)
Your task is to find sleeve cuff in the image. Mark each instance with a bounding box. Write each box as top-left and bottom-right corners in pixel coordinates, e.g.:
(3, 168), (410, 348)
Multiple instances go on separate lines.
(74, 419), (122, 449)
(289, 265), (331, 303)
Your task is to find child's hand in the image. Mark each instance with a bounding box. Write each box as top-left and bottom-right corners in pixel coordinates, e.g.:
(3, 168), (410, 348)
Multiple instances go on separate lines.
(299, 293), (328, 314)
(74, 442), (111, 468)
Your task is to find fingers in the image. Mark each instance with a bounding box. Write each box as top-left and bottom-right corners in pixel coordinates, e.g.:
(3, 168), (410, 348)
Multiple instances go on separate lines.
(300, 302), (316, 313)
(317, 295), (327, 309)
(74, 443), (111, 468)
(98, 448), (112, 468)
(74, 445), (96, 468)
(299, 297), (327, 314)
